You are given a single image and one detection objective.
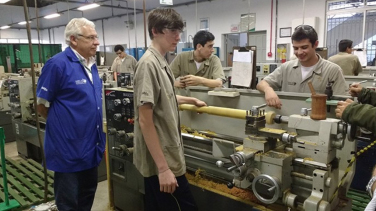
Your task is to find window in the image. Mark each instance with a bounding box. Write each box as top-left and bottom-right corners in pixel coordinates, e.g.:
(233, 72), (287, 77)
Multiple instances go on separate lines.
(326, 0), (376, 65)
(368, 0), (376, 6)
(240, 13), (256, 32)
(326, 12), (363, 57)
(364, 10), (376, 64)
(328, 0), (364, 11)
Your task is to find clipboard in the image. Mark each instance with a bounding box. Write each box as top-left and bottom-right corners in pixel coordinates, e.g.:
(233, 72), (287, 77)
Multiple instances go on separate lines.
(231, 46), (257, 89)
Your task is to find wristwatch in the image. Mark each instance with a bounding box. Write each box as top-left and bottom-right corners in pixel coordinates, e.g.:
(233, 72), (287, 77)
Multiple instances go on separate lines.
(366, 176), (376, 198)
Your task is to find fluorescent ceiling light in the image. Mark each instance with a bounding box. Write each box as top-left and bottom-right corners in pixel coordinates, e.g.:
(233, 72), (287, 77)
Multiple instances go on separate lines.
(18, 21), (31, 25)
(77, 3), (100, 11)
(44, 13), (61, 19)
(0, 0), (11, 3)
(0, 25), (10, 29)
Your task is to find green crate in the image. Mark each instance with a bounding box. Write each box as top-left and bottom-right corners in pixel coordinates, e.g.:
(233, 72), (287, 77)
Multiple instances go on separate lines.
(347, 188), (371, 211)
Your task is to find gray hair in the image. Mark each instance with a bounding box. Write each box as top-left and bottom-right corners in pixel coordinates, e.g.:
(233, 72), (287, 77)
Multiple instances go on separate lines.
(64, 18), (95, 46)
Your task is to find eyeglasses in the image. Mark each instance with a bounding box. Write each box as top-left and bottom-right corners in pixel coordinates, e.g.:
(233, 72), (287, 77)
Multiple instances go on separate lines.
(294, 25), (314, 31)
(77, 34), (99, 41)
(163, 28), (182, 37)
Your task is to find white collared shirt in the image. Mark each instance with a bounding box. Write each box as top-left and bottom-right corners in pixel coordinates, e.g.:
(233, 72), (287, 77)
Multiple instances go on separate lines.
(365, 189), (376, 211)
(70, 47), (95, 83)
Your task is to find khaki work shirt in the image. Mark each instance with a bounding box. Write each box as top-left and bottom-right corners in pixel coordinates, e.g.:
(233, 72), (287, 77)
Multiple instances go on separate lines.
(263, 54), (347, 95)
(133, 46), (185, 177)
(328, 52), (363, 76)
(170, 51), (225, 82)
(111, 54), (137, 73)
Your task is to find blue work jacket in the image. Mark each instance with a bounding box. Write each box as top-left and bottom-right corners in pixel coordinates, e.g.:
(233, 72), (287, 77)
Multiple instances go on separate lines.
(36, 47), (105, 172)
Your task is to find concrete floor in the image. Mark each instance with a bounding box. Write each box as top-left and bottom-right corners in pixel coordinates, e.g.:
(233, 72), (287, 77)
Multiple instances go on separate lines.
(4, 141), (110, 211)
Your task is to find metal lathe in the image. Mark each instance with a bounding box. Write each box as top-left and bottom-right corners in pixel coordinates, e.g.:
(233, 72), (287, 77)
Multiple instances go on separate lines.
(106, 86), (356, 211)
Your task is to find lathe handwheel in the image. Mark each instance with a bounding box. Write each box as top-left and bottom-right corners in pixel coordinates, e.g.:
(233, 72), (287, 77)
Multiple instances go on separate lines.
(252, 174), (280, 204)
(347, 124), (356, 142)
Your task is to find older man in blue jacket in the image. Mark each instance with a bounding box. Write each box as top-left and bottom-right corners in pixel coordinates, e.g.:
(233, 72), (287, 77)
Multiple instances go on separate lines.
(36, 17), (105, 211)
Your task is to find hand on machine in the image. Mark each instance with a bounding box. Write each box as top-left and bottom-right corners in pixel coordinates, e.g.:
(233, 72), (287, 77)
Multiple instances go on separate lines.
(349, 83), (363, 97)
(334, 83), (362, 119)
(264, 87), (282, 109)
(180, 75), (204, 87)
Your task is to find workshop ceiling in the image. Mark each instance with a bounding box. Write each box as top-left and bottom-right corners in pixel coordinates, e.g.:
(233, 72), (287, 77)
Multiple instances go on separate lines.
(2, 0), (54, 8)
(1, 0), (210, 9)
(0, 0), (211, 29)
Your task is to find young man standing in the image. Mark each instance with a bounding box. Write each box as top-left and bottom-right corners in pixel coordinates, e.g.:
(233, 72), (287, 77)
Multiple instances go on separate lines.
(257, 25), (347, 109)
(328, 39), (363, 76)
(171, 30), (225, 88)
(133, 8), (204, 211)
(111, 44), (137, 81)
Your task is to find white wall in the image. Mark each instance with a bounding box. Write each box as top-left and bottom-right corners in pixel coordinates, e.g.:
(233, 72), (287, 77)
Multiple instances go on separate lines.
(172, 0), (326, 61)
(277, 0), (327, 47)
(0, 0), (327, 61)
(172, 0), (275, 60)
(0, 29), (34, 39)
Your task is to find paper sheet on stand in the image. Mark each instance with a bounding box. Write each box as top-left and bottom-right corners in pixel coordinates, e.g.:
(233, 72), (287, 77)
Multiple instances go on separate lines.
(231, 50), (253, 87)
(233, 50), (252, 62)
(353, 50), (367, 67)
(231, 62), (253, 87)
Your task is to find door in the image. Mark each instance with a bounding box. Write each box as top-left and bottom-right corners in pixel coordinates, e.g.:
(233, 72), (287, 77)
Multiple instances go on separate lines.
(248, 31), (266, 63)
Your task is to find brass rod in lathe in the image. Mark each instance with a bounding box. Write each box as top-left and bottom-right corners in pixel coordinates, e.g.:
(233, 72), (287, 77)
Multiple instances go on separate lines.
(179, 104), (247, 120)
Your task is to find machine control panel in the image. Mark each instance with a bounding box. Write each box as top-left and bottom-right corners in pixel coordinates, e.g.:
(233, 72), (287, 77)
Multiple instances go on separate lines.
(117, 73), (132, 88)
(105, 88), (135, 158)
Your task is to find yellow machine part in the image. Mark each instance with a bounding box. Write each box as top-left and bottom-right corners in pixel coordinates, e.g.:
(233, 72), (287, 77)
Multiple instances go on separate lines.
(179, 104), (247, 120)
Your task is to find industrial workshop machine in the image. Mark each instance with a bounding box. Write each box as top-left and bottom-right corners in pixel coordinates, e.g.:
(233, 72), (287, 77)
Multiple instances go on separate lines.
(0, 72), (15, 142)
(116, 72), (132, 88)
(180, 87), (355, 211)
(8, 75), (40, 158)
(104, 87), (144, 211)
(0, 72), (10, 111)
(106, 86), (356, 211)
(181, 104), (347, 210)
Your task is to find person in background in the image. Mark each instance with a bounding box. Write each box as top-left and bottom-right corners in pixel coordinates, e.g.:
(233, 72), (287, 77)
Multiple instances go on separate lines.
(256, 25), (347, 109)
(170, 30), (225, 88)
(133, 7), (205, 211)
(328, 39), (362, 76)
(111, 44), (137, 81)
(36, 18), (105, 211)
